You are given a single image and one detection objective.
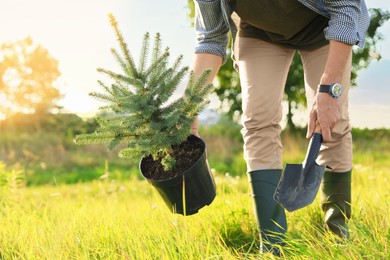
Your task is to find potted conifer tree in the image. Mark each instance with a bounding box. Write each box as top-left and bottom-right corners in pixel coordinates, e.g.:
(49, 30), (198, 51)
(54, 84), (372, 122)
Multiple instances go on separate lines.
(74, 14), (216, 215)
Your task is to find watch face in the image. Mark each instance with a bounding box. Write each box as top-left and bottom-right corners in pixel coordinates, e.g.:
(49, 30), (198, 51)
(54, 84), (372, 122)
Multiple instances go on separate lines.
(331, 84), (342, 97)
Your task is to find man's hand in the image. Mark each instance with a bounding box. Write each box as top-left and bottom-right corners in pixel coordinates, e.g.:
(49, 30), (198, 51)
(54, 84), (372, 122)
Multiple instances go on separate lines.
(306, 93), (341, 142)
(306, 40), (351, 142)
(188, 53), (222, 139)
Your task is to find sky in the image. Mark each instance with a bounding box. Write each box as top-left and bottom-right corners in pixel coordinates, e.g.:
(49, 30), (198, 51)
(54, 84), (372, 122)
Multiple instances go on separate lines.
(0, 0), (389, 129)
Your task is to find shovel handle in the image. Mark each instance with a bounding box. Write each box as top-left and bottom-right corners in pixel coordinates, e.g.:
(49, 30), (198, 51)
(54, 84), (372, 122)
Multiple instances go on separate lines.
(303, 132), (323, 168)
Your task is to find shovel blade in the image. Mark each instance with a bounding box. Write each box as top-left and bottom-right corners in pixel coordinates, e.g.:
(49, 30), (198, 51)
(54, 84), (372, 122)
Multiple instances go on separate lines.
(274, 163), (325, 212)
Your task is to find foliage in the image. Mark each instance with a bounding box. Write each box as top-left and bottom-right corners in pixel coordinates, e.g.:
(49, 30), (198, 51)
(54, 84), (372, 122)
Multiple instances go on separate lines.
(284, 53), (306, 130)
(0, 112), (97, 134)
(1, 101), (390, 184)
(2, 104), (390, 185)
(74, 14), (212, 171)
(186, 3), (390, 129)
(0, 37), (61, 116)
(0, 162), (25, 206)
(186, 0), (195, 27)
(351, 8), (390, 86)
(214, 48), (242, 121)
(200, 115), (244, 175)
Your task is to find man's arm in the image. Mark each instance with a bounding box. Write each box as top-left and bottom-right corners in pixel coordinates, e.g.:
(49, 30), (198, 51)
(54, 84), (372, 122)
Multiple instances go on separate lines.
(191, 53), (223, 137)
(306, 40), (352, 142)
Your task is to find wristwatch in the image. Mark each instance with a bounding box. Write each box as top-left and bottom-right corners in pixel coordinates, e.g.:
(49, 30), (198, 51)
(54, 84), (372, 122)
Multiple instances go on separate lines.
(318, 83), (342, 98)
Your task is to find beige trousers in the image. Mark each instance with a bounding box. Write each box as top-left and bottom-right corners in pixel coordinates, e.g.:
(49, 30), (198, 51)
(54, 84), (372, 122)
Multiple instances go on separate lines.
(234, 37), (352, 173)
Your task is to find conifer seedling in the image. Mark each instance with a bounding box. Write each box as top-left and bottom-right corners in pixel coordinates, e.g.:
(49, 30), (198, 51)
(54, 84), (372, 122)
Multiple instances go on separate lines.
(74, 14), (212, 172)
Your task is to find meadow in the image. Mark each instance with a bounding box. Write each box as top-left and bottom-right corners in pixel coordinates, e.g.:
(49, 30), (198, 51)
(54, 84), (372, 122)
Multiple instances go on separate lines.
(0, 115), (389, 259)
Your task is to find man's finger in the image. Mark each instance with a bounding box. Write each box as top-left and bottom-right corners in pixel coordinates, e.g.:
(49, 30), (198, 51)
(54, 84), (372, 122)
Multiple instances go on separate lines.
(191, 117), (200, 137)
(322, 128), (332, 142)
(306, 112), (316, 138)
(191, 129), (200, 138)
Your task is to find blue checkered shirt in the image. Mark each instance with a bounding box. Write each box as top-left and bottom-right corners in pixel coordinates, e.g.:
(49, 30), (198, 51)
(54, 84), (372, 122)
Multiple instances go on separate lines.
(194, 0), (370, 62)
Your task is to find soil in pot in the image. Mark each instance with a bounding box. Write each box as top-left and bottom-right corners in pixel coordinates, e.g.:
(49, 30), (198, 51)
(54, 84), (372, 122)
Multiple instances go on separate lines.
(141, 137), (204, 181)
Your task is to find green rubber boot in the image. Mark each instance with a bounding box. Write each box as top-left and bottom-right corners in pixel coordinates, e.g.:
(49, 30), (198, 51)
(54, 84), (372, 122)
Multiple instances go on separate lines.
(248, 170), (287, 256)
(320, 170), (352, 239)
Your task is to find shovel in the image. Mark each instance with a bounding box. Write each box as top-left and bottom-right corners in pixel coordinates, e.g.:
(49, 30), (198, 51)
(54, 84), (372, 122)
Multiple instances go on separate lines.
(273, 129), (326, 212)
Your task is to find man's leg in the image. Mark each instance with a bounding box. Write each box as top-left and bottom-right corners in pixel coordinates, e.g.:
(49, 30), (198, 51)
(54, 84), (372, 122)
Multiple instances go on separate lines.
(300, 45), (353, 238)
(235, 37), (295, 254)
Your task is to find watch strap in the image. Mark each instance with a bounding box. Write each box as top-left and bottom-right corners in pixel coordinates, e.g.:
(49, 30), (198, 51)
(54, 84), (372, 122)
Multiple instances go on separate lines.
(318, 84), (331, 94)
(318, 83), (342, 98)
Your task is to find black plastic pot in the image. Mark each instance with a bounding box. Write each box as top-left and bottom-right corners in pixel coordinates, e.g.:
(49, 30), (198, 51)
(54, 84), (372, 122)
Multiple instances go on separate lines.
(140, 135), (216, 215)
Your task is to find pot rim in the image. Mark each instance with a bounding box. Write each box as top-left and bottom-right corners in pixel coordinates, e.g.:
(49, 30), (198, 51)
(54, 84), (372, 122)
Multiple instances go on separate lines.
(139, 135), (207, 183)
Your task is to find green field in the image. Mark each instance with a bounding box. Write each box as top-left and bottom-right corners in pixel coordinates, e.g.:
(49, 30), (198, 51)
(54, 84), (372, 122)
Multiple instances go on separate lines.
(1, 116), (389, 259)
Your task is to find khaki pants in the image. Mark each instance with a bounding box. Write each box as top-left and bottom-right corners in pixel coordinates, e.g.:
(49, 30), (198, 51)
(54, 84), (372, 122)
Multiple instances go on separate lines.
(234, 37), (352, 173)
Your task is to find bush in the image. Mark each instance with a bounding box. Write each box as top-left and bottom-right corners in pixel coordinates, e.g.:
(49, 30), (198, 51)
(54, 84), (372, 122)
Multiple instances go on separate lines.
(0, 162), (25, 205)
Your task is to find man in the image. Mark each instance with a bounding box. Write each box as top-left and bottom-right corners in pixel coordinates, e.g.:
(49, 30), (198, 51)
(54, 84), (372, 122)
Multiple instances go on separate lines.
(191, 0), (369, 255)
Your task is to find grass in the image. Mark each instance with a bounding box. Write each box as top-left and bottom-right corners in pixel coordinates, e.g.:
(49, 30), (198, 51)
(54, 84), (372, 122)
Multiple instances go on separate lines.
(1, 123), (390, 258)
(1, 159), (389, 259)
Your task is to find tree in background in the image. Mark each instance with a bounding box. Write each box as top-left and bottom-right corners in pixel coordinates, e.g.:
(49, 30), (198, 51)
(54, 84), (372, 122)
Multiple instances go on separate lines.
(0, 37), (61, 117)
(186, 3), (390, 129)
(351, 9), (390, 85)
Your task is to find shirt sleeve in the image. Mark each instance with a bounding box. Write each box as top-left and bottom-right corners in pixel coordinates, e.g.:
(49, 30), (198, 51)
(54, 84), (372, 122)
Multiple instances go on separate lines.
(322, 0), (370, 48)
(194, 0), (230, 62)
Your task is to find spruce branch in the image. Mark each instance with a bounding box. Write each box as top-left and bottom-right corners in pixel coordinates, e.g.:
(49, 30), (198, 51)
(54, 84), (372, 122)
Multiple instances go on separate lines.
(168, 55), (185, 82)
(108, 13), (138, 78)
(161, 66), (189, 95)
(143, 50), (170, 82)
(138, 32), (150, 74)
(96, 68), (143, 89)
(97, 80), (114, 96)
(152, 33), (162, 62)
(96, 116), (109, 127)
(89, 92), (118, 103)
(111, 84), (133, 98)
(110, 48), (131, 77)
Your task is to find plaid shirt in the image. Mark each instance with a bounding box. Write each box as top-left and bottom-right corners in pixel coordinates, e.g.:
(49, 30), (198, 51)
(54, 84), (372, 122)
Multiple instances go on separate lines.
(194, 0), (370, 62)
